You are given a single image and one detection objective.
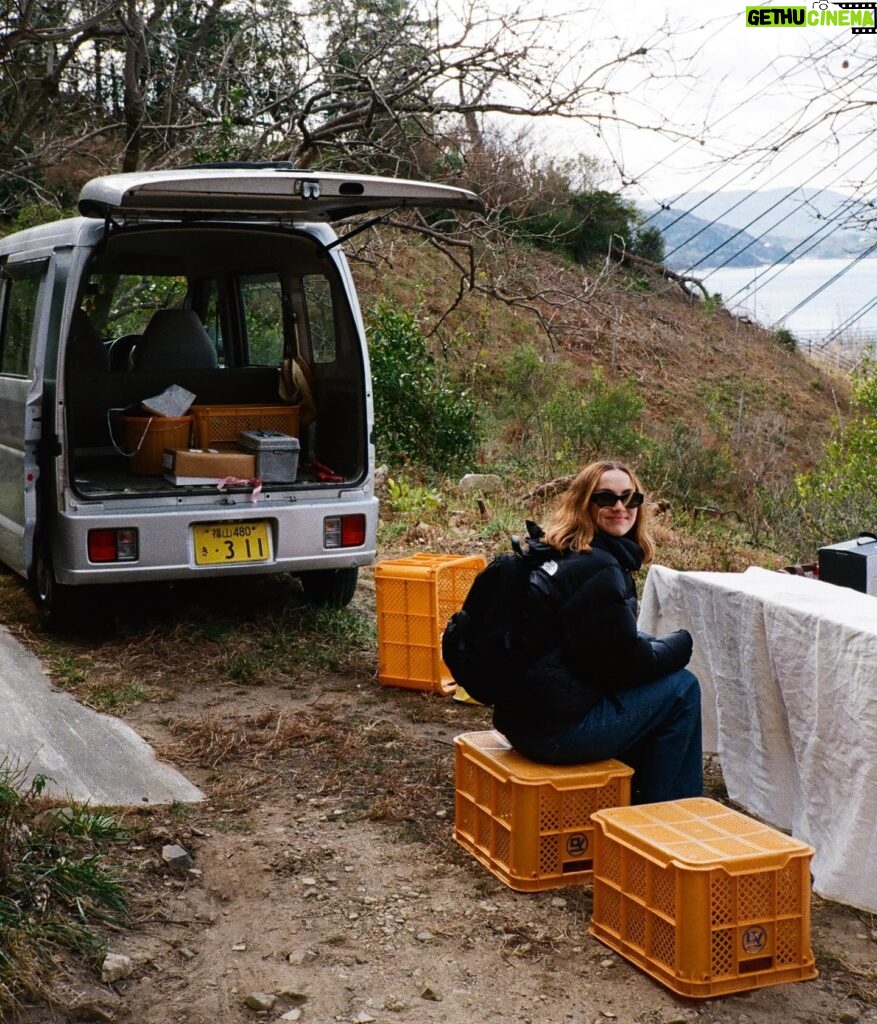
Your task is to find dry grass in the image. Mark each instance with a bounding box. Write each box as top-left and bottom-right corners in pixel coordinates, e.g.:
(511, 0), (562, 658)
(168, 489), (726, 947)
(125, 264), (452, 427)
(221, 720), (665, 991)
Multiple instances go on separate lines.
(166, 708), (330, 770)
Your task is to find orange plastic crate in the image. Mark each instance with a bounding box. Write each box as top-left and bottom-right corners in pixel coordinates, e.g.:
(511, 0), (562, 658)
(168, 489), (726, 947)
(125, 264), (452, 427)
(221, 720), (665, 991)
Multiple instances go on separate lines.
(191, 404), (300, 449)
(375, 553), (485, 694)
(589, 798), (818, 998)
(454, 730), (633, 891)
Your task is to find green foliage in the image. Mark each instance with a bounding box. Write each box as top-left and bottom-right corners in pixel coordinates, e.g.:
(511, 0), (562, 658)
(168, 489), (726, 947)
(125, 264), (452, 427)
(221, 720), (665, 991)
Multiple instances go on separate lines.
(631, 224), (666, 264)
(787, 355), (877, 548)
(385, 477), (444, 516)
(494, 345), (645, 474)
(639, 422), (733, 509)
(702, 292), (724, 315)
(1, 204), (67, 237)
(87, 684), (146, 712)
(773, 327), (797, 352)
(0, 763), (128, 1014)
(85, 273), (189, 339)
(366, 303), (480, 471)
(517, 187), (641, 263)
(485, 152), (662, 267)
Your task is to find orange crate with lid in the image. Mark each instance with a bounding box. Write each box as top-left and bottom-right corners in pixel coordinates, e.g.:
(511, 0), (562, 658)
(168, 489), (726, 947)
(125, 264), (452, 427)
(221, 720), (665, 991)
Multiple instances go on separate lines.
(589, 797), (818, 998)
(191, 404), (300, 449)
(375, 552), (485, 694)
(454, 730), (633, 891)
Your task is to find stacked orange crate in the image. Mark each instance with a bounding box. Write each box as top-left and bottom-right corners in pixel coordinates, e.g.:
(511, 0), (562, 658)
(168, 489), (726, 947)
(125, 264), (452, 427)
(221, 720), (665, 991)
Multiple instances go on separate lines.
(374, 553), (485, 694)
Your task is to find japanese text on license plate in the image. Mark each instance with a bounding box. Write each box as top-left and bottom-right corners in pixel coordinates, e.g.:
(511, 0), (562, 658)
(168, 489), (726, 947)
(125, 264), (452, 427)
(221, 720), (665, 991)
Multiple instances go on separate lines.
(193, 521), (272, 566)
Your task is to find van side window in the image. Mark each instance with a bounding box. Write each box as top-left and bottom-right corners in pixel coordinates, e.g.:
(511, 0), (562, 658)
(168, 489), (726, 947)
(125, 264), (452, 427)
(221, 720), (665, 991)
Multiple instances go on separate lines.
(0, 269), (41, 377)
(302, 275), (336, 364)
(89, 273), (189, 338)
(241, 273), (284, 366)
(200, 279), (227, 367)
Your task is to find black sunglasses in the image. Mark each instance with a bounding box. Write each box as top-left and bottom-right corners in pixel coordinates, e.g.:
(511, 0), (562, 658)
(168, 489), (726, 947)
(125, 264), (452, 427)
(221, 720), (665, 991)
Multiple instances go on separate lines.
(590, 489), (645, 509)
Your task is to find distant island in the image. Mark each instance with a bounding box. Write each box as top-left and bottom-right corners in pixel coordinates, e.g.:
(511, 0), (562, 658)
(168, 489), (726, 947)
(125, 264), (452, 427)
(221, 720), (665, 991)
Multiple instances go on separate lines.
(642, 187), (873, 272)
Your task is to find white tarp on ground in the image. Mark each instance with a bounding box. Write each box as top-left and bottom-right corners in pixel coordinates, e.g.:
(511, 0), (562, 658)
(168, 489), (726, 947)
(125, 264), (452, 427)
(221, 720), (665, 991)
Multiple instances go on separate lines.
(639, 565), (877, 913)
(0, 626), (203, 806)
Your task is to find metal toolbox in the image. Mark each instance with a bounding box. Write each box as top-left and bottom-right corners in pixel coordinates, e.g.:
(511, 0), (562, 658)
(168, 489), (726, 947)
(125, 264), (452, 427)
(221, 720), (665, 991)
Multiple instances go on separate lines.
(238, 430), (300, 483)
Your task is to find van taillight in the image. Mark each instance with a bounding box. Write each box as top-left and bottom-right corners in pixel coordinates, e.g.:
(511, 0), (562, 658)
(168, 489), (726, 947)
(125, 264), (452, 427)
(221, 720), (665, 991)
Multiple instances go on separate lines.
(323, 515), (366, 548)
(88, 528), (139, 563)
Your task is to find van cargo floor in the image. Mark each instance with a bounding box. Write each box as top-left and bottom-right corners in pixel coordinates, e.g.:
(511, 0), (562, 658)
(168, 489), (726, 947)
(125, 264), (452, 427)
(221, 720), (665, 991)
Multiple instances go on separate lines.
(73, 470), (251, 498)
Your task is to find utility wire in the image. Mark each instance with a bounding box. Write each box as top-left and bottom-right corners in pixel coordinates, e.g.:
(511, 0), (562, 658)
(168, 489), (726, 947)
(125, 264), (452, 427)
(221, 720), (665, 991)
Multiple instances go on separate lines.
(777, 242), (877, 324)
(636, 34), (852, 228)
(703, 195), (859, 283)
(818, 293), (877, 346)
(666, 128), (871, 264)
(717, 190), (868, 305)
(661, 130), (845, 254)
(614, 23), (872, 335)
(679, 143), (874, 281)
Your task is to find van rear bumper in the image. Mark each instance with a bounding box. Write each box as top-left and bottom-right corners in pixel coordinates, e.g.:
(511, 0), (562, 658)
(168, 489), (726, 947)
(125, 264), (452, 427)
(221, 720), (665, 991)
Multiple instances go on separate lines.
(50, 495), (378, 585)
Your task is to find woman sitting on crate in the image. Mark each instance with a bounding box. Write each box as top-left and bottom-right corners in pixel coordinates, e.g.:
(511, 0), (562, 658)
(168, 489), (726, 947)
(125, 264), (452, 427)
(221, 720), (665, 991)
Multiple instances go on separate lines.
(494, 459), (702, 805)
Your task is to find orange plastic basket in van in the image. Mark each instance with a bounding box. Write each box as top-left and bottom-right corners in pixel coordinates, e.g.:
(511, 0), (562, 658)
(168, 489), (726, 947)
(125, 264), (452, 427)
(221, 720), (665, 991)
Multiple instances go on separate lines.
(191, 404), (300, 449)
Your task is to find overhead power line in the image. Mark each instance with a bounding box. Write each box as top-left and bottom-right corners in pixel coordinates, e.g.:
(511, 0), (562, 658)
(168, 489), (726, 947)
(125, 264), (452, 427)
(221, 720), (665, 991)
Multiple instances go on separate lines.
(818, 293), (877, 346)
(777, 242), (877, 325)
(634, 34), (852, 228)
(673, 140), (874, 277)
(717, 190), (868, 305)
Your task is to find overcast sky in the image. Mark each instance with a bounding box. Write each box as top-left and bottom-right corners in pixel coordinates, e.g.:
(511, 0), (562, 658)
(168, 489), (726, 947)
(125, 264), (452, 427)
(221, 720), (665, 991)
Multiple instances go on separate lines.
(479, 0), (872, 205)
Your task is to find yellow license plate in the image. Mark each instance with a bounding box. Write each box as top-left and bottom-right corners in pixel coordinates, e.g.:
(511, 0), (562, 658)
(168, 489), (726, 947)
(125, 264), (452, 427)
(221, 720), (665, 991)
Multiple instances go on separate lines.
(193, 521), (272, 566)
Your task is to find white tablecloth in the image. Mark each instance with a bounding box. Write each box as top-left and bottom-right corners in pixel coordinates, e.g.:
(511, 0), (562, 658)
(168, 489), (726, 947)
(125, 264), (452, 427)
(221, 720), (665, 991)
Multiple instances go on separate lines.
(639, 564), (877, 912)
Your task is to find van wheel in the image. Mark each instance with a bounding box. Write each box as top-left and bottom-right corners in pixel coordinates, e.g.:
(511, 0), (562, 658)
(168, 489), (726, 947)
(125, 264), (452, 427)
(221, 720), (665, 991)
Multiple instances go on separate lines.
(31, 541), (79, 631)
(298, 567), (358, 608)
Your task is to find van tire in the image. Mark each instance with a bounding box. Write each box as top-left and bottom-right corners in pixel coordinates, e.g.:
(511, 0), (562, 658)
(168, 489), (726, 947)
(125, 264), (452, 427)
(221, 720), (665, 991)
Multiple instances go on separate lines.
(31, 540), (79, 631)
(298, 567), (358, 608)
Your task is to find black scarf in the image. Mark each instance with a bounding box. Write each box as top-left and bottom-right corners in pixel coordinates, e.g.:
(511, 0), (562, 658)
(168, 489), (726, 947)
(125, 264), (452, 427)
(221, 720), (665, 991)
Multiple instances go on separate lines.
(591, 531), (643, 573)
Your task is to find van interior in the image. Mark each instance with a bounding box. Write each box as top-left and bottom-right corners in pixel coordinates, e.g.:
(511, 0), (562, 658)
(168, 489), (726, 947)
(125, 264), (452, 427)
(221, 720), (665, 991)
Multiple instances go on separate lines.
(63, 223), (367, 497)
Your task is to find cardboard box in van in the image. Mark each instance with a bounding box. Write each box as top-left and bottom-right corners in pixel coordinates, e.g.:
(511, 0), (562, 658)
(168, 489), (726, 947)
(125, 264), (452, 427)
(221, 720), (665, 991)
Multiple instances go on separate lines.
(163, 448), (256, 485)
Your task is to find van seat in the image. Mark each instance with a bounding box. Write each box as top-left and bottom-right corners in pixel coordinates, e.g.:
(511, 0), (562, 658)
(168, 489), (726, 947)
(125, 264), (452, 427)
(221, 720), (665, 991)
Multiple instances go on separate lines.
(131, 309), (218, 371)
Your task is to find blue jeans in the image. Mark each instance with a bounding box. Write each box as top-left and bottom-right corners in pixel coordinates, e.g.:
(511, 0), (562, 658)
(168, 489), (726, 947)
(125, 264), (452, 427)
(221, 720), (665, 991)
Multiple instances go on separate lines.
(508, 669), (703, 804)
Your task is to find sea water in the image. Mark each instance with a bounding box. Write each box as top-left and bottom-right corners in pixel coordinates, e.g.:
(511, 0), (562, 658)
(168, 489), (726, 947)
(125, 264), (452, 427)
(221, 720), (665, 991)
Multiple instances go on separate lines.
(699, 257), (877, 345)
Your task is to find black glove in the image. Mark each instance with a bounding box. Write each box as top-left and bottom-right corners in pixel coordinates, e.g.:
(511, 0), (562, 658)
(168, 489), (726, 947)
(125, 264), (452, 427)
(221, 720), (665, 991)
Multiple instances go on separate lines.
(654, 628), (693, 665)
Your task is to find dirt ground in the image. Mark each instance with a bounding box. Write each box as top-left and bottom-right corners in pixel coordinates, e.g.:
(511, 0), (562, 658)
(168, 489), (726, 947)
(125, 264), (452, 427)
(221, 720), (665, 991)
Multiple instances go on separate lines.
(11, 575), (877, 1024)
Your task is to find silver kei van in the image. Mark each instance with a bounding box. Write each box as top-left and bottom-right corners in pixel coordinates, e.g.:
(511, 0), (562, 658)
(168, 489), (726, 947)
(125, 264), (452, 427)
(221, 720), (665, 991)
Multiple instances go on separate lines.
(0, 166), (482, 627)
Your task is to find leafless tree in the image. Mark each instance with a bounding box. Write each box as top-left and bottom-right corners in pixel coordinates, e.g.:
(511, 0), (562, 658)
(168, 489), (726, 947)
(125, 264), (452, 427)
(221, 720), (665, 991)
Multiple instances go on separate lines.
(0, 0), (705, 343)
(0, 0), (698, 203)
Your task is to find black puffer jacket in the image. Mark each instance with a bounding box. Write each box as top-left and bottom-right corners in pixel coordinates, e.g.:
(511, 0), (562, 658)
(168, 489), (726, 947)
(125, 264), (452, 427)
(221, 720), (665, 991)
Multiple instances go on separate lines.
(493, 532), (692, 740)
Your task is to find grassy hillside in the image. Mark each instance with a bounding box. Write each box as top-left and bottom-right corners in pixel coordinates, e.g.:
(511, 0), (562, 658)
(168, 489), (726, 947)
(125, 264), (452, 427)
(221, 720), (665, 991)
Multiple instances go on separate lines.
(353, 231), (849, 563)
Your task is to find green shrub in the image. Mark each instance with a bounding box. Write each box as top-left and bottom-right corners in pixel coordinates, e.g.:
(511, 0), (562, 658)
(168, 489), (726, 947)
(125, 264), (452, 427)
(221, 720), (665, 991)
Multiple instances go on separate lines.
(385, 476), (444, 516)
(631, 224), (666, 264)
(640, 422), (733, 508)
(773, 327), (797, 352)
(515, 188), (641, 263)
(773, 355), (877, 553)
(0, 764), (128, 1014)
(493, 346), (645, 474)
(366, 303), (480, 471)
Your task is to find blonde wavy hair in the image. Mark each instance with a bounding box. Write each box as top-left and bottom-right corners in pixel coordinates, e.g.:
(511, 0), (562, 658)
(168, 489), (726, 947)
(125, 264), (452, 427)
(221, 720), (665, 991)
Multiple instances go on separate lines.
(542, 460), (654, 561)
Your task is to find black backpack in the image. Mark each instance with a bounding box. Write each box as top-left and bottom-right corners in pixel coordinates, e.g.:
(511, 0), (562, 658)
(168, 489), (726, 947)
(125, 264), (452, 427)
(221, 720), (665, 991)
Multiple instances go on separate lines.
(441, 522), (554, 706)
